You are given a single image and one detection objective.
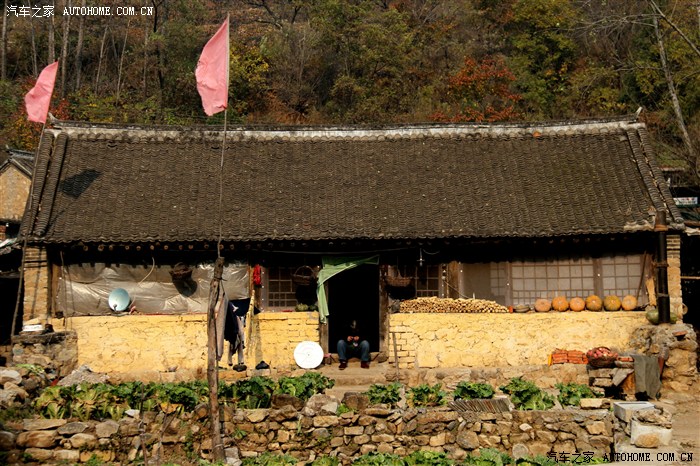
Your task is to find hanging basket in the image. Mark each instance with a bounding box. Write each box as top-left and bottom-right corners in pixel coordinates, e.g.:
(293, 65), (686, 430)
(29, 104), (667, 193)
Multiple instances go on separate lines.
(292, 266), (317, 286)
(169, 263), (193, 281)
(385, 274), (413, 288)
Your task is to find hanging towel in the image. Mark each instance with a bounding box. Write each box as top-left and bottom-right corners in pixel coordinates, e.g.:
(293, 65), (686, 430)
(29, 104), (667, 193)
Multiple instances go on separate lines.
(632, 354), (662, 399)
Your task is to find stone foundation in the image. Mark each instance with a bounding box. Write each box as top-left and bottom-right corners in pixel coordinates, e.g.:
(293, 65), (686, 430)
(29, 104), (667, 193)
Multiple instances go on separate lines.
(0, 397), (615, 465)
(11, 332), (77, 378)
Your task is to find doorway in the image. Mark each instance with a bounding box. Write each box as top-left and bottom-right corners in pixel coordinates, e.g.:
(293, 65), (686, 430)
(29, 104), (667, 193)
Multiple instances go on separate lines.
(327, 264), (380, 354)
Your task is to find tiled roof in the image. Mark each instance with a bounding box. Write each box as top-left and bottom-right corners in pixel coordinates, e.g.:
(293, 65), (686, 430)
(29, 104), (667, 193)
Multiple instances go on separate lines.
(0, 149), (34, 177)
(22, 117), (684, 244)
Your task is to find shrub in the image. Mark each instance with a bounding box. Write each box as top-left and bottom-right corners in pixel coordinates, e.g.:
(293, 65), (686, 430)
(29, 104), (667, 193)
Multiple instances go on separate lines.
(407, 383), (446, 407)
(499, 377), (554, 410)
(364, 382), (402, 407)
(452, 381), (495, 400)
(556, 382), (602, 407)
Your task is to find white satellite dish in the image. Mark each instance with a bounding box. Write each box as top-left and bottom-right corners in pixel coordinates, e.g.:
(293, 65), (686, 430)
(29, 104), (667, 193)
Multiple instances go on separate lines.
(108, 288), (130, 312)
(293, 341), (324, 369)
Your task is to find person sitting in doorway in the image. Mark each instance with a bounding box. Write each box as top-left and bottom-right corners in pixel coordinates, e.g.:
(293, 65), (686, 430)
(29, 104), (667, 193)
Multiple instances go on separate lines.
(337, 320), (370, 369)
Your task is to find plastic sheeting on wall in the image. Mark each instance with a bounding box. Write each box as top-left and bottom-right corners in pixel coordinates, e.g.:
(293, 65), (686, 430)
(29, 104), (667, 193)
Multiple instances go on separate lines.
(56, 261), (249, 316)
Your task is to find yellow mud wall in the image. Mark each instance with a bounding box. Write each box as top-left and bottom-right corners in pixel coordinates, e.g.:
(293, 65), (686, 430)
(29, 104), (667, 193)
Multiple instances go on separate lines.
(389, 311), (648, 369)
(0, 165), (30, 222)
(51, 311), (320, 380)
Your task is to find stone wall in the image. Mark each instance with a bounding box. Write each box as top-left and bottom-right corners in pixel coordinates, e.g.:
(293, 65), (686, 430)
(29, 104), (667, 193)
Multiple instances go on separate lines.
(627, 323), (697, 393)
(10, 332), (77, 378)
(389, 312), (648, 369)
(0, 396), (615, 465)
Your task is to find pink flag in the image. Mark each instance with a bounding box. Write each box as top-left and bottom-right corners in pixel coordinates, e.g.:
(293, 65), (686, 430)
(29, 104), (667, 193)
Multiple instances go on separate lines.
(196, 18), (229, 116)
(24, 61), (59, 123)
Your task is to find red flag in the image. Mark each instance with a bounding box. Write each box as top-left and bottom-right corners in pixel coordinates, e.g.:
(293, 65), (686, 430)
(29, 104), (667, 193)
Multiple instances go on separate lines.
(196, 17), (229, 116)
(24, 61), (59, 123)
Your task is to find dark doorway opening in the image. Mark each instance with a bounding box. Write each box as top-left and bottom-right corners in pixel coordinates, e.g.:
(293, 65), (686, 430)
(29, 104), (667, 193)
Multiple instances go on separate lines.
(0, 276), (21, 345)
(327, 264), (380, 354)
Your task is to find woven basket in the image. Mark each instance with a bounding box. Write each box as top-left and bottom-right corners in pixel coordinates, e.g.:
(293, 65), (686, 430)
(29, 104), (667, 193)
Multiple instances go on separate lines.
(292, 266), (317, 286)
(586, 346), (618, 368)
(169, 263), (193, 281)
(587, 356), (617, 368)
(385, 275), (413, 287)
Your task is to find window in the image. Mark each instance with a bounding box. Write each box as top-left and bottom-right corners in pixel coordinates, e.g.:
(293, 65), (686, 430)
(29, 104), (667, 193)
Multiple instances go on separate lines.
(396, 265), (443, 297)
(265, 267), (297, 309)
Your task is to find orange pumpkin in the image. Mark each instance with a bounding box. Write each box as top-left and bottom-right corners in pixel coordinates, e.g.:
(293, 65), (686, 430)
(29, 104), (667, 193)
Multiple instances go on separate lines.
(569, 297), (585, 312)
(585, 295), (603, 312)
(534, 298), (551, 312)
(603, 295), (622, 312)
(552, 296), (569, 312)
(621, 295), (638, 311)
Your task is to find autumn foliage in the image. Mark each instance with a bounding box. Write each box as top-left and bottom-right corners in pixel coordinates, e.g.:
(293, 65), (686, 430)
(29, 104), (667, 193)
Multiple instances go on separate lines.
(431, 56), (521, 123)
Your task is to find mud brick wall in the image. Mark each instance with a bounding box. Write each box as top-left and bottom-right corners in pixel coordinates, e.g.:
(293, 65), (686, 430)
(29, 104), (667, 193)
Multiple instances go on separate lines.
(388, 312), (648, 369)
(45, 312), (320, 381)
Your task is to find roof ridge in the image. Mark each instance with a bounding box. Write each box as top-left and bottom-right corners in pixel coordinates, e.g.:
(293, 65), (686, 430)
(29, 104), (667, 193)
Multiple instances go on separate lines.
(48, 117), (644, 142)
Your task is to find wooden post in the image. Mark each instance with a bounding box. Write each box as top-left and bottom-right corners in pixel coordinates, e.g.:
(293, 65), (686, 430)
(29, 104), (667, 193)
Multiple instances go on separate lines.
(207, 257), (225, 461)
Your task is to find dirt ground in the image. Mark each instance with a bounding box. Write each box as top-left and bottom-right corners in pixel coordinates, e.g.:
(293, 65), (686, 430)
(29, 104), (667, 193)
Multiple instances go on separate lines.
(664, 391), (700, 464)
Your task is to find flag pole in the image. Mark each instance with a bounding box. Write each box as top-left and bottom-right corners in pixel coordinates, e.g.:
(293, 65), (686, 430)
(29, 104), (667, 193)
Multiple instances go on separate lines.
(12, 121), (47, 337)
(206, 14), (229, 462)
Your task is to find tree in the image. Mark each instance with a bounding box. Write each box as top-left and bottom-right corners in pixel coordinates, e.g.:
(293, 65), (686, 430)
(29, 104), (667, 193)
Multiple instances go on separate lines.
(431, 55), (521, 122)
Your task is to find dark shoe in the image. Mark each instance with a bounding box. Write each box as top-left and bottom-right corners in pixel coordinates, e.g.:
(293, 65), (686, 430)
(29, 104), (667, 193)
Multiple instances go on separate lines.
(339, 360), (347, 370)
(233, 364), (247, 372)
(255, 361), (269, 370)
(361, 361), (370, 369)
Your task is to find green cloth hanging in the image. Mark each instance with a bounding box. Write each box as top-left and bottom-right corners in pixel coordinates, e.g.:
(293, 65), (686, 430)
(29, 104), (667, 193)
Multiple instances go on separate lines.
(316, 255), (379, 323)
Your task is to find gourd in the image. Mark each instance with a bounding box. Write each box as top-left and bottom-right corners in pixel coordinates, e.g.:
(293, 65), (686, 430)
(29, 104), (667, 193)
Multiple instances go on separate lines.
(552, 296), (569, 312)
(621, 295), (638, 311)
(585, 295), (603, 312)
(603, 295), (622, 312)
(645, 305), (677, 324)
(534, 298), (551, 312)
(569, 297), (585, 312)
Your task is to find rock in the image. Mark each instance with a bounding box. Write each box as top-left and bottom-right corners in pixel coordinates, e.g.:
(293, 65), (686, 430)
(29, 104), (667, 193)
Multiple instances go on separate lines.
(3, 382), (28, 401)
(0, 369), (22, 385)
(512, 443), (529, 459)
(58, 422), (89, 435)
(54, 449), (80, 462)
(22, 419), (67, 431)
(0, 431), (17, 450)
(321, 401), (339, 415)
(364, 407), (392, 417)
(416, 411), (458, 424)
(579, 398), (605, 409)
(270, 405), (299, 422)
(69, 433), (97, 449)
(342, 392), (370, 411)
(243, 409), (267, 423)
(17, 430), (57, 448)
(585, 421), (607, 435)
(95, 420), (119, 438)
(456, 430), (479, 450)
(313, 416), (339, 427)
(305, 394), (337, 415)
(630, 420), (672, 447)
(271, 394), (304, 410)
(23, 447), (54, 462)
(519, 423), (533, 432)
(56, 365), (108, 386)
(125, 409), (140, 418)
(344, 426), (364, 436)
